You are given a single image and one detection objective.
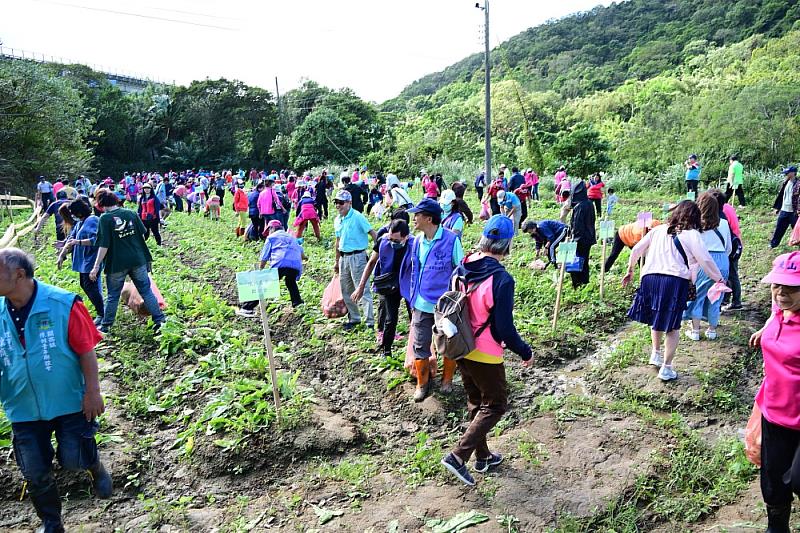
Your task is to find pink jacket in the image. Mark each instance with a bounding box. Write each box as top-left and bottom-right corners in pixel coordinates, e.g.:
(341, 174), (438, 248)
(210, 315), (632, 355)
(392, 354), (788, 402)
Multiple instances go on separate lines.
(258, 188), (282, 215)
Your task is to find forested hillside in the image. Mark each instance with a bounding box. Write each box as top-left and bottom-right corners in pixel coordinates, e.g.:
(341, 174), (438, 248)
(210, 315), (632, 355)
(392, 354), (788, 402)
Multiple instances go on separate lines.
(386, 0), (800, 106)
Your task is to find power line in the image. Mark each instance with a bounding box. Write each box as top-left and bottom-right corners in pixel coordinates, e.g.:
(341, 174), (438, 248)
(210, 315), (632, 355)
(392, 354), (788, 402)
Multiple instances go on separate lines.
(29, 0), (237, 31)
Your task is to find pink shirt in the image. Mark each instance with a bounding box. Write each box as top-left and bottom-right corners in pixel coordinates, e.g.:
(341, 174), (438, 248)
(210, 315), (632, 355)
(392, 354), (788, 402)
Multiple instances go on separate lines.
(424, 181), (439, 198)
(629, 224), (722, 282)
(756, 309), (800, 429)
(554, 171), (566, 186)
(257, 188), (281, 215)
(466, 276), (502, 359)
(722, 203), (742, 239)
(53, 182), (64, 195)
(526, 171), (539, 186)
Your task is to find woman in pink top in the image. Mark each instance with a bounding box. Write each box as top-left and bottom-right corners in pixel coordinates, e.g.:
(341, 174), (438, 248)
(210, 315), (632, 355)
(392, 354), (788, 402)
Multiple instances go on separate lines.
(440, 215), (532, 487)
(749, 251), (800, 532)
(525, 168), (540, 201)
(553, 166), (566, 202)
(424, 179), (439, 200)
(716, 191), (744, 311)
(622, 201), (723, 382)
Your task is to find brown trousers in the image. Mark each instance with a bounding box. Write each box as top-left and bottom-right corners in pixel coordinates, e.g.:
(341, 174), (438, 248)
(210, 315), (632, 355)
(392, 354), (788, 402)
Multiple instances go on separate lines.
(453, 358), (508, 462)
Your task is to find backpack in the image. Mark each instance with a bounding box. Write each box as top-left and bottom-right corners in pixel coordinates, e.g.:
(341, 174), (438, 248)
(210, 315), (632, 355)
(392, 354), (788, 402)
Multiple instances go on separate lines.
(432, 273), (493, 361)
(713, 227), (742, 262)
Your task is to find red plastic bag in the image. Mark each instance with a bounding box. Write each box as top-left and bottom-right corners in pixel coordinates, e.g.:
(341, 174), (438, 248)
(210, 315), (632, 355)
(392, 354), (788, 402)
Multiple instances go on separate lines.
(745, 401), (762, 467)
(790, 218), (800, 246)
(121, 274), (167, 318)
(322, 275), (347, 319)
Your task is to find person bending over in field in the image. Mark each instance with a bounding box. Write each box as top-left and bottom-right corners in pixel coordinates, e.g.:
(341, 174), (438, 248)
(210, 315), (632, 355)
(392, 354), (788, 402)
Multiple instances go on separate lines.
(521, 219), (568, 266)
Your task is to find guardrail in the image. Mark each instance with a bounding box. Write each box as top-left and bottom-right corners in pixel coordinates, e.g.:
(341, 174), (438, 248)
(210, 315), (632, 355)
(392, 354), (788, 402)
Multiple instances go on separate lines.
(0, 195), (43, 249)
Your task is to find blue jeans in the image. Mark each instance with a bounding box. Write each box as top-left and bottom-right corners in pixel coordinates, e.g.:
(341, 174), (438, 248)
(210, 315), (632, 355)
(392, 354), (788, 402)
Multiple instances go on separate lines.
(531, 183), (539, 201)
(12, 412), (99, 530)
(771, 211), (798, 248)
(103, 264), (165, 327)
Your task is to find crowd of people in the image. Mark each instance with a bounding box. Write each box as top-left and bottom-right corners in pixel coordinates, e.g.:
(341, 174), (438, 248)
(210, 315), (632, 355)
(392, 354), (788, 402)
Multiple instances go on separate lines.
(4, 155), (800, 531)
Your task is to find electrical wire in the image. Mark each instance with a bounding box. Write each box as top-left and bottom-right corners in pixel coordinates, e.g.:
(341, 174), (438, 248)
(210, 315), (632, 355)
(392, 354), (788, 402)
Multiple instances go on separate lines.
(28, 0), (237, 31)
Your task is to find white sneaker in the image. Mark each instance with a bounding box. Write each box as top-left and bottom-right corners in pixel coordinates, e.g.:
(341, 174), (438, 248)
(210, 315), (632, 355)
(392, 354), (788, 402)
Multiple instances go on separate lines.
(658, 365), (678, 381)
(704, 329), (717, 340)
(235, 308), (256, 317)
(685, 329), (700, 341)
(649, 350), (663, 367)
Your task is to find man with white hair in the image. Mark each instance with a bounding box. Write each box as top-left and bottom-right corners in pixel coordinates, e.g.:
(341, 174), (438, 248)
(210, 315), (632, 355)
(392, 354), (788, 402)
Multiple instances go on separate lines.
(0, 248), (111, 532)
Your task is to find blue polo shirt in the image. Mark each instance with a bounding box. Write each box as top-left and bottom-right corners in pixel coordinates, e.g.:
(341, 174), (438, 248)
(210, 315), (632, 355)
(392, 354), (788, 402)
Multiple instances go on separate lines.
(334, 208), (372, 252)
(412, 226), (465, 313)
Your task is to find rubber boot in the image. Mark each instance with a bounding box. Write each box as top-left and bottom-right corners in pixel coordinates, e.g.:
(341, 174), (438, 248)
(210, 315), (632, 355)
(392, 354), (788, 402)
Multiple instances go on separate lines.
(31, 484), (64, 533)
(88, 460), (113, 499)
(766, 503), (791, 533)
(413, 359), (431, 402)
(440, 357), (457, 393)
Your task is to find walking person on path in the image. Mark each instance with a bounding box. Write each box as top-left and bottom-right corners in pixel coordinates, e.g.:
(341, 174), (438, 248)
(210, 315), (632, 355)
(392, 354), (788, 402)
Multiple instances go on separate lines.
(440, 215), (532, 486)
(726, 155), (746, 207)
(622, 201), (723, 381)
(137, 183), (162, 246)
(770, 166), (799, 249)
(37, 176), (54, 210)
(89, 190), (165, 334)
(474, 171), (486, 203)
(315, 171), (329, 220)
(0, 248), (112, 533)
(333, 190), (377, 331)
(57, 200), (105, 323)
(713, 189), (744, 312)
(748, 251), (800, 533)
(685, 155), (701, 195)
(405, 199), (464, 401)
(682, 192), (731, 341)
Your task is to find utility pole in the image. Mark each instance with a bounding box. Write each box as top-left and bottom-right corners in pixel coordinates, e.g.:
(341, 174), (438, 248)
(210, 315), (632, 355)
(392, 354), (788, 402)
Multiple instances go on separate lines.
(477, 1), (491, 183)
(275, 77), (282, 135)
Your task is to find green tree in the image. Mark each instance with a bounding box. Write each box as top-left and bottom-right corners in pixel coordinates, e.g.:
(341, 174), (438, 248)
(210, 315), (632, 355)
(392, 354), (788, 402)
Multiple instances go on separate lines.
(551, 123), (611, 178)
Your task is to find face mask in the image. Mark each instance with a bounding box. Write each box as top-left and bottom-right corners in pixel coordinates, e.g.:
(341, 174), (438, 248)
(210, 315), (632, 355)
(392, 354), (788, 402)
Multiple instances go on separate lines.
(441, 203), (452, 214)
(390, 240), (406, 250)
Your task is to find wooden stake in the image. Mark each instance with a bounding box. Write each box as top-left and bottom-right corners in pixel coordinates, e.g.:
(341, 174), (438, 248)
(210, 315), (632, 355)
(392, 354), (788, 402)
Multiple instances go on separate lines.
(600, 229), (608, 301)
(552, 259), (567, 332)
(258, 295), (282, 421)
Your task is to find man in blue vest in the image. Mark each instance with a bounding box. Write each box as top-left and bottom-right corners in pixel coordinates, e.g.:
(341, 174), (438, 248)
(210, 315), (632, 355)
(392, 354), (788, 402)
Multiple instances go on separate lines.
(0, 248), (111, 533)
(406, 199), (464, 401)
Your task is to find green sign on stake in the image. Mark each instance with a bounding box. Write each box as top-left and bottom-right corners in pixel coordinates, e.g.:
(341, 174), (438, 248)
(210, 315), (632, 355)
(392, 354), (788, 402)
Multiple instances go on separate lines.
(236, 268), (280, 302)
(556, 241), (577, 264)
(599, 220), (616, 240)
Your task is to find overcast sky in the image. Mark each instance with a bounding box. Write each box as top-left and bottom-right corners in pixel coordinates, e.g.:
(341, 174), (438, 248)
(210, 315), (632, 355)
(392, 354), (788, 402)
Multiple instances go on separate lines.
(2, 0), (613, 102)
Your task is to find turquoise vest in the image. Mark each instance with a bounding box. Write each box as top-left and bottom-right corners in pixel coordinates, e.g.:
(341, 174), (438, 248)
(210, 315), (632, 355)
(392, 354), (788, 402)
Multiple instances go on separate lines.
(0, 281), (85, 423)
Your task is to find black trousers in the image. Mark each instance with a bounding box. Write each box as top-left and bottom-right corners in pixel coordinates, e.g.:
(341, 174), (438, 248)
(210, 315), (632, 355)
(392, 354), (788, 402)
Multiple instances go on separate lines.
(726, 184), (746, 206)
(250, 214), (264, 240)
(519, 200), (528, 226)
(216, 187), (225, 206)
(490, 197), (500, 216)
(761, 416), (800, 506)
(570, 241), (593, 288)
(79, 272), (105, 318)
(592, 198), (602, 215)
(143, 218), (161, 246)
(603, 232), (628, 272)
(380, 291), (406, 352)
(243, 267), (302, 309)
(41, 192), (53, 210)
(315, 199), (328, 219)
(687, 180), (699, 194)
(475, 187), (484, 203)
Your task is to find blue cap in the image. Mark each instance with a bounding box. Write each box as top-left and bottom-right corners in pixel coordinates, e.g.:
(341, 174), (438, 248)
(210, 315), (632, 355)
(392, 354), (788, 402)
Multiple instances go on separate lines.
(407, 198), (443, 216)
(782, 166), (798, 174)
(483, 215), (515, 240)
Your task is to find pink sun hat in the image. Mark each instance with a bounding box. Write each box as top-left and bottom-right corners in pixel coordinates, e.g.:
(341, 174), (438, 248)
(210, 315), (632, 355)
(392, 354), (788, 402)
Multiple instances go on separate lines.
(761, 251), (800, 286)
